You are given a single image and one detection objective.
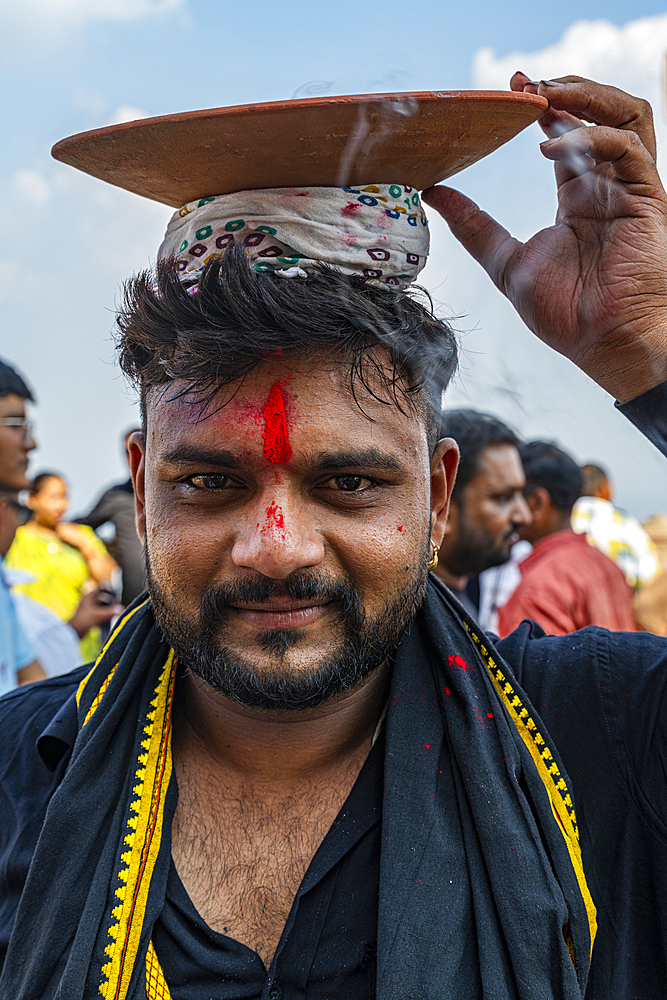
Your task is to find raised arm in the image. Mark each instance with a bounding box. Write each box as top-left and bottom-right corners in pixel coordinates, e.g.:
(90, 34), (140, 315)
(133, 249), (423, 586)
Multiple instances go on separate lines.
(422, 75), (667, 406)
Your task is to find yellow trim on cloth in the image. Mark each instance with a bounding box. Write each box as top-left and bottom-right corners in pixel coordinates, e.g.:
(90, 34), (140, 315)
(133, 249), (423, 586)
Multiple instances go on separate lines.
(97, 648), (176, 999)
(463, 621), (598, 959)
(73, 600), (176, 1000)
(76, 600), (150, 717)
(146, 941), (172, 1000)
(70, 600), (595, 998)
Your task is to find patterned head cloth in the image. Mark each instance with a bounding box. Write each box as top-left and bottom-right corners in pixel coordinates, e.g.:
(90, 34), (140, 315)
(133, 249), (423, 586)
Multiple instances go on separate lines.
(158, 183), (430, 289)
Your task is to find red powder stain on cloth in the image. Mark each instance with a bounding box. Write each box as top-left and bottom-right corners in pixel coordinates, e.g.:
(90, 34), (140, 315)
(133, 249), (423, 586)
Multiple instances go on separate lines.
(397, 525), (403, 532)
(448, 654), (469, 670)
(342, 202), (361, 216)
(262, 380), (293, 464)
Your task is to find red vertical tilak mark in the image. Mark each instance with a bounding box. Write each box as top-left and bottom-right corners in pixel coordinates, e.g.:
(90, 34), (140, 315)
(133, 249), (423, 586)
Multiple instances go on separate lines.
(262, 381), (292, 464)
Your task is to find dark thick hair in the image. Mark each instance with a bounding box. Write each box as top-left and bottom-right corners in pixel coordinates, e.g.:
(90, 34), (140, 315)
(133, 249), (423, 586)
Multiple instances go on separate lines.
(30, 471), (64, 496)
(0, 358), (34, 401)
(437, 408), (521, 499)
(116, 242), (457, 448)
(520, 441), (583, 515)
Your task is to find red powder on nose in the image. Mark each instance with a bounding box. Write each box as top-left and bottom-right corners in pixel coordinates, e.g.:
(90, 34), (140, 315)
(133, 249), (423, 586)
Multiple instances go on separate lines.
(265, 502), (284, 529)
(262, 381), (292, 464)
(397, 525), (403, 532)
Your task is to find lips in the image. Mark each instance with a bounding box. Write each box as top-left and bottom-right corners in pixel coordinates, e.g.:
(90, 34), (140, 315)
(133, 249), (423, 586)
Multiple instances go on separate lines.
(230, 599), (331, 629)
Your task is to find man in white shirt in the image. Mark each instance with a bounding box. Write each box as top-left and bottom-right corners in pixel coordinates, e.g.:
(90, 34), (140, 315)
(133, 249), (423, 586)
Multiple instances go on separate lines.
(572, 463), (660, 589)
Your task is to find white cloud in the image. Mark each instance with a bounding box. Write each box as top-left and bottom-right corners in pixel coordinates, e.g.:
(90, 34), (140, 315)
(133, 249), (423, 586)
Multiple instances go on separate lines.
(12, 169), (51, 206)
(473, 15), (667, 129)
(0, 0), (184, 62)
(107, 105), (149, 126)
(0, 0), (182, 22)
(420, 13), (667, 518)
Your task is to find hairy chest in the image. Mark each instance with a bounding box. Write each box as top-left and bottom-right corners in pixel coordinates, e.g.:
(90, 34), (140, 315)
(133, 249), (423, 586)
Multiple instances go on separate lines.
(171, 768), (357, 968)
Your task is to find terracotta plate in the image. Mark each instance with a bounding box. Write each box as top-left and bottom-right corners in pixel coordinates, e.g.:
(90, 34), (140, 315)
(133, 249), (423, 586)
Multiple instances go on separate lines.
(51, 90), (548, 208)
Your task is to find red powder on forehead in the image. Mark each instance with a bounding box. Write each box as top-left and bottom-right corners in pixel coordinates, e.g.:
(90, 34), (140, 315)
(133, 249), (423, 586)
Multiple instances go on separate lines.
(262, 381), (292, 464)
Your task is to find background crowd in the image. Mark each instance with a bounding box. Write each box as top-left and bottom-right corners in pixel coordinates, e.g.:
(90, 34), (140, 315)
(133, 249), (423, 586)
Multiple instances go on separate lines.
(1, 353), (665, 698)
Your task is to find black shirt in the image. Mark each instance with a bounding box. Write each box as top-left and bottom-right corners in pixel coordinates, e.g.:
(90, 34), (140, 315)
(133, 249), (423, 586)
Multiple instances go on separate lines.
(3, 621), (667, 999)
(154, 735), (383, 999)
(0, 676), (383, 1000)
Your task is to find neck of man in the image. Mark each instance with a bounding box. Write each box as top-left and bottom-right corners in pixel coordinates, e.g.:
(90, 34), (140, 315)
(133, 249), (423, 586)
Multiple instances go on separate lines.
(531, 514), (572, 545)
(432, 561), (468, 593)
(173, 663), (389, 786)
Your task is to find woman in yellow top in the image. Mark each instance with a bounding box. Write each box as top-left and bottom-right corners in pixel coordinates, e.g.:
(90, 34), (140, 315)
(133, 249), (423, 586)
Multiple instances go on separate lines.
(6, 472), (118, 662)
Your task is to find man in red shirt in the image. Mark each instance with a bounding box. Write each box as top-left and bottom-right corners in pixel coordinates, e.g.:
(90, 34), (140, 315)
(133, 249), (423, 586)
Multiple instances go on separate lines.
(498, 441), (636, 637)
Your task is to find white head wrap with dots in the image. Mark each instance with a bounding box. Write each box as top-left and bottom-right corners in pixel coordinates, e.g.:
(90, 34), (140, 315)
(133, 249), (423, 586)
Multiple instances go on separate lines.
(158, 184), (429, 289)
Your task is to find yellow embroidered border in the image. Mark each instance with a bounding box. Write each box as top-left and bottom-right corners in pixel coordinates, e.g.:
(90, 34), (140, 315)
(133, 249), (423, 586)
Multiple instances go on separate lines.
(82, 665), (117, 727)
(146, 941), (171, 1000)
(98, 649), (177, 1000)
(464, 621), (598, 958)
(76, 600), (150, 718)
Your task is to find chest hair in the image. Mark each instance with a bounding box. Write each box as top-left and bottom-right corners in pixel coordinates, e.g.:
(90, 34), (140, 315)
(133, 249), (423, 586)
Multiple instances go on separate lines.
(171, 754), (366, 968)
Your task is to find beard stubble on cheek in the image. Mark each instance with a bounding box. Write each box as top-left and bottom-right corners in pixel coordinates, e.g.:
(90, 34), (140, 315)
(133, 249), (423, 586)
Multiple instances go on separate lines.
(447, 515), (517, 577)
(144, 535), (431, 712)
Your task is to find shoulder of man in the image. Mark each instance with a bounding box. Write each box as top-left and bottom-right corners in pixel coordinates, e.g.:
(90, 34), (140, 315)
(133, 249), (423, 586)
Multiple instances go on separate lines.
(0, 664), (89, 778)
(497, 622), (667, 827)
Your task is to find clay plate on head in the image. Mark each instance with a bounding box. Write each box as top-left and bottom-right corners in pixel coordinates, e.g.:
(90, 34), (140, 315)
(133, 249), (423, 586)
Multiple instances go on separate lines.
(51, 90), (548, 208)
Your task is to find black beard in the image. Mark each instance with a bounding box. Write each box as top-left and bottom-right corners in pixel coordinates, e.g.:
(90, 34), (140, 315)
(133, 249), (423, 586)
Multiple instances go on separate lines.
(146, 552), (429, 711)
(445, 519), (517, 578)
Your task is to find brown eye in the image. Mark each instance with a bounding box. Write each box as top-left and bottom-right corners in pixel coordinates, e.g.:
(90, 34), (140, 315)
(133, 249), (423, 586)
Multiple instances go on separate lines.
(189, 474), (231, 490)
(334, 475), (368, 492)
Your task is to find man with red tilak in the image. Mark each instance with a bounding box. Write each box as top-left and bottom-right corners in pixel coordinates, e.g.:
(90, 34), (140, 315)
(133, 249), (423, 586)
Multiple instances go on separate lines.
(1, 75), (666, 1000)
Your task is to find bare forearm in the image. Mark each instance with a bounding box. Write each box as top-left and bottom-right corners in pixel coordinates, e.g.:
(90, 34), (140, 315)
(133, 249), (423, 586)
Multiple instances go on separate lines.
(81, 549), (117, 583)
(17, 659), (47, 685)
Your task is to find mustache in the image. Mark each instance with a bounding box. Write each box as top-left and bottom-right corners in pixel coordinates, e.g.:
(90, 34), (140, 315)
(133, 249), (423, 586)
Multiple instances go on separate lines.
(199, 571), (363, 628)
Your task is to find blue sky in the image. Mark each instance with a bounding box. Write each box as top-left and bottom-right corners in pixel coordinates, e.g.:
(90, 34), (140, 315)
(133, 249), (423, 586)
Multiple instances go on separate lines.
(2, 0), (667, 517)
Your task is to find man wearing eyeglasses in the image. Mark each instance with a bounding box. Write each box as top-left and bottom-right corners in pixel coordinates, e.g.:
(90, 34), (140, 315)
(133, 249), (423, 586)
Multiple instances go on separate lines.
(0, 359), (36, 493)
(0, 359), (45, 694)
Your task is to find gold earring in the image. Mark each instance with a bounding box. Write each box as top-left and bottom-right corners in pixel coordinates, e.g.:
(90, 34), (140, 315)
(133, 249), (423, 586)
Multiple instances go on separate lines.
(428, 541), (440, 571)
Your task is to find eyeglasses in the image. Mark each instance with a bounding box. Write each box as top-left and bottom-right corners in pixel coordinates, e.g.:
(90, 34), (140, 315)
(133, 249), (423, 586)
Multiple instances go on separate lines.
(0, 417), (33, 438)
(0, 495), (31, 525)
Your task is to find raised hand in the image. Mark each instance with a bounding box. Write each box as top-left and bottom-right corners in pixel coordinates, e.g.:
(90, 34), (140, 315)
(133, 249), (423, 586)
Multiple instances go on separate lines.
(422, 74), (667, 402)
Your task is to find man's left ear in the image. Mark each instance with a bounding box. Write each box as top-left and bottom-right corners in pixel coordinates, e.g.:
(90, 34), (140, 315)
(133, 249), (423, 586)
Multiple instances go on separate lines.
(127, 431), (146, 546)
(430, 437), (459, 547)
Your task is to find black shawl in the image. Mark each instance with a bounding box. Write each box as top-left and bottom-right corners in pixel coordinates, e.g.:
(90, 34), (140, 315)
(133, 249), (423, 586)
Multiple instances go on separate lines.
(0, 579), (596, 1000)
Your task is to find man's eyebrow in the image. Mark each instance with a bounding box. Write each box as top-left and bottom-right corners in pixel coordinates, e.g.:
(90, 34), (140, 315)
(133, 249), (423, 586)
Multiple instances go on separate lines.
(159, 444), (248, 469)
(312, 448), (402, 471)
